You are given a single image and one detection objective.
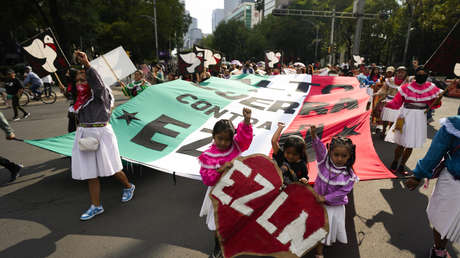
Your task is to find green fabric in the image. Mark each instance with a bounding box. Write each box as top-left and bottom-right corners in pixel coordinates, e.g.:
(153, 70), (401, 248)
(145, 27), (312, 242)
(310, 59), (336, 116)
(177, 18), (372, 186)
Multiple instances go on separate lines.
(26, 78), (255, 164)
(123, 80), (151, 97)
(230, 74), (269, 86)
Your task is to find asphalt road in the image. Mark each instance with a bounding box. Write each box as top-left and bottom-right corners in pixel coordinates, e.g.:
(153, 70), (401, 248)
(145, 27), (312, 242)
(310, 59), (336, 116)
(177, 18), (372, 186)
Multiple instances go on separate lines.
(0, 91), (459, 258)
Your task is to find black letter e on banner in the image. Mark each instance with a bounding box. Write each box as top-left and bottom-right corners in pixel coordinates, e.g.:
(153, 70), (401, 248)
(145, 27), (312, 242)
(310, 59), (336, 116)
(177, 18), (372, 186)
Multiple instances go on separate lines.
(131, 115), (191, 151)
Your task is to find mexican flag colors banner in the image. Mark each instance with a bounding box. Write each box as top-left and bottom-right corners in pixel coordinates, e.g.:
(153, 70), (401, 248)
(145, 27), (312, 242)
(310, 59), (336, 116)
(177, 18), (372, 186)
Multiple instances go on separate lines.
(26, 74), (395, 182)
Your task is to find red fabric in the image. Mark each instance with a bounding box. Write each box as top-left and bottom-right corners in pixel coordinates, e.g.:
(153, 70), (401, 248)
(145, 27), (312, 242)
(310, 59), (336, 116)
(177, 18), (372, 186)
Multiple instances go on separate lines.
(74, 83), (91, 112)
(386, 82), (442, 110)
(282, 76), (395, 182)
(212, 155), (327, 258)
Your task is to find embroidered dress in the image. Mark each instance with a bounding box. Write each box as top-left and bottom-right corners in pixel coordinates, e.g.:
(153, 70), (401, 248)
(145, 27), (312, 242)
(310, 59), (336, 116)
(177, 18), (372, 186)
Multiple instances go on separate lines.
(198, 122), (253, 230)
(312, 138), (358, 245)
(413, 116), (460, 244)
(379, 77), (407, 122)
(384, 81), (442, 148)
(71, 67), (122, 180)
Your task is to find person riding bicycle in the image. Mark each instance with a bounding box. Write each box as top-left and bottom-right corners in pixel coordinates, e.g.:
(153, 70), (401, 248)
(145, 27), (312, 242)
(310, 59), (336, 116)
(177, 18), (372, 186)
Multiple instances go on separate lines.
(24, 66), (43, 100)
(41, 74), (54, 97)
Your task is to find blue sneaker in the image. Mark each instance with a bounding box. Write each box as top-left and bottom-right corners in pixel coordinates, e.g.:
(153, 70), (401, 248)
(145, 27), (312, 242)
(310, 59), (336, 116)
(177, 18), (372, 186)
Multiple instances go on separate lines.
(80, 205), (104, 221)
(121, 184), (135, 202)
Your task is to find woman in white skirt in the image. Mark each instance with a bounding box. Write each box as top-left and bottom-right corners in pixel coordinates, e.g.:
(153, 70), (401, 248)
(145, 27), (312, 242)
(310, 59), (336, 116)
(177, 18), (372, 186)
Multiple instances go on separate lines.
(406, 116), (460, 258)
(375, 66), (409, 137)
(72, 52), (135, 221)
(384, 66), (443, 175)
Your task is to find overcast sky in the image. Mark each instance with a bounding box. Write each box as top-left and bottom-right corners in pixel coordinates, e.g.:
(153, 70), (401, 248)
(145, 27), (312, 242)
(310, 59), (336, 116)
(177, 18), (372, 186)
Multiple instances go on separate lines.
(184, 0), (224, 34)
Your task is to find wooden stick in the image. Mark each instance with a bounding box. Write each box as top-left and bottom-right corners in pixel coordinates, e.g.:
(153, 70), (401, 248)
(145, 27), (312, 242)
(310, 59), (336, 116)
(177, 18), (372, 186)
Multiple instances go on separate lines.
(101, 54), (124, 87)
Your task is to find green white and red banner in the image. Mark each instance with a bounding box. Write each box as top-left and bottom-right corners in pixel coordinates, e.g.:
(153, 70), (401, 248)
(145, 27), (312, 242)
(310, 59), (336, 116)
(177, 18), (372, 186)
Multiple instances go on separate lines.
(26, 74), (395, 181)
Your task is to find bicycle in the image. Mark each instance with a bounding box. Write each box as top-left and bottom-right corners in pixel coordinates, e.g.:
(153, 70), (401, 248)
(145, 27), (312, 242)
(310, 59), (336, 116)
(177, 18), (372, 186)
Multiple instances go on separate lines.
(20, 84), (57, 106)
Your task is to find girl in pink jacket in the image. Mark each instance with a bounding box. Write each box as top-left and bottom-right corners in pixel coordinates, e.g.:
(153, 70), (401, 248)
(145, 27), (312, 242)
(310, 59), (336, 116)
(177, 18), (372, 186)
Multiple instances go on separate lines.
(198, 107), (253, 258)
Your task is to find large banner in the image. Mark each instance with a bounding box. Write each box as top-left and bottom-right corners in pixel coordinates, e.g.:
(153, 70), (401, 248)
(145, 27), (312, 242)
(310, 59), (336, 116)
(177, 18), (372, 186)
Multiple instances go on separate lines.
(26, 74), (395, 181)
(425, 20), (460, 75)
(21, 28), (70, 78)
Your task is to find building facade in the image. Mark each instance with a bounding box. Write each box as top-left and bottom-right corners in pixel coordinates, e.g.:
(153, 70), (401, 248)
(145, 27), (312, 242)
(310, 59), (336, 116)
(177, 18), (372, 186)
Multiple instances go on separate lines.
(226, 2), (260, 29)
(264, 0), (292, 16)
(183, 17), (203, 49)
(224, 0), (240, 18)
(212, 9), (225, 32)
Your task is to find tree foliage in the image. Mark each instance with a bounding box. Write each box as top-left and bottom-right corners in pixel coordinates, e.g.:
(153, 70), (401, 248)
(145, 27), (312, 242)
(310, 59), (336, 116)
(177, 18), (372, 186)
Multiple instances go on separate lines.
(208, 0), (459, 66)
(0, 0), (190, 64)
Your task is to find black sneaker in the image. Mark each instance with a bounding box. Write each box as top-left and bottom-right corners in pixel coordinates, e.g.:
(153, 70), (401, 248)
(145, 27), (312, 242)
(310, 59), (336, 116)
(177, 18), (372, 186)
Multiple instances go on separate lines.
(23, 112), (30, 119)
(8, 164), (23, 182)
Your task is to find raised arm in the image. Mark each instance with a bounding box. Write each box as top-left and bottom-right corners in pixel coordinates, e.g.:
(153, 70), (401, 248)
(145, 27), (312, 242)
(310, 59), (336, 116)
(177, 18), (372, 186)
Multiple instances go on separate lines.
(234, 108), (253, 152)
(271, 122), (285, 155)
(310, 126), (327, 163)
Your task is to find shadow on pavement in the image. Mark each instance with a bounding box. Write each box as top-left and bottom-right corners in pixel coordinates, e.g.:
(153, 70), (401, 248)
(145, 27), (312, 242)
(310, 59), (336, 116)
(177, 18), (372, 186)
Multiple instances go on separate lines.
(0, 159), (212, 257)
(365, 179), (458, 258)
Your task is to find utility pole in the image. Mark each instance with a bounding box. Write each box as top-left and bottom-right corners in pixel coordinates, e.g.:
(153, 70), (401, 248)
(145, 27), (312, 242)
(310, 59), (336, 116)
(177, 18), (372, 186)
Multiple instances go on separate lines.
(329, 9), (335, 65)
(352, 0), (365, 55)
(153, 0), (159, 60)
(402, 20), (412, 65)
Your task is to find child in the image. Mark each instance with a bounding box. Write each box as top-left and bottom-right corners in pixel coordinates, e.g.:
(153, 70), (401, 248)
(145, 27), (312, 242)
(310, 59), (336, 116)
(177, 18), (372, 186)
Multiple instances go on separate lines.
(310, 126), (358, 258)
(198, 107), (253, 258)
(271, 122), (309, 185)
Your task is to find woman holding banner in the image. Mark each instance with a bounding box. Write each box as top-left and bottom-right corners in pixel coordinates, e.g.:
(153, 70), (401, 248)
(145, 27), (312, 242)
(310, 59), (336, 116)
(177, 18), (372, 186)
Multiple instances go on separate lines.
(72, 51), (135, 221)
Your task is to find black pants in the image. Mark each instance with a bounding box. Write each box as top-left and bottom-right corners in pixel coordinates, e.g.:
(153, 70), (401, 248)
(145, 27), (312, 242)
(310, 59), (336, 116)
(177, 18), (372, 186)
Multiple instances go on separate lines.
(0, 156), (17, 172)
(12, 95), (27, 118)
(68, 111), (77, 133)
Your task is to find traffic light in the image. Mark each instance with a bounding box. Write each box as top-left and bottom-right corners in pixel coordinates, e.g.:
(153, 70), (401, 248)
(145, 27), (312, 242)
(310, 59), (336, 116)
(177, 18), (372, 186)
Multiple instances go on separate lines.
(328, 46), (331, 53)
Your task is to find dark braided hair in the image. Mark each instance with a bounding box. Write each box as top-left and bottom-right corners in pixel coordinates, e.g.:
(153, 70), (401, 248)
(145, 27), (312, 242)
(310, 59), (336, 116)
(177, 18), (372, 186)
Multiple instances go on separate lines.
(283, 135), (308, 162)
(328, 136), (356, 171)
(212, 119), (235, 138)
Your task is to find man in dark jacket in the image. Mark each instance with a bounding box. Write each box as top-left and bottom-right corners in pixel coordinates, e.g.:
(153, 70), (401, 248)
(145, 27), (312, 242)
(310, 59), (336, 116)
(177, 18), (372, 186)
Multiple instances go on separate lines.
(5, 70), (29, 121)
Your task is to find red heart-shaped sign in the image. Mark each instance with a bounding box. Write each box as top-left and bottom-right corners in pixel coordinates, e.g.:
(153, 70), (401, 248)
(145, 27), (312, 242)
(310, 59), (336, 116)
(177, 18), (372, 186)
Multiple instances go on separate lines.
(211, 154), (328, 258)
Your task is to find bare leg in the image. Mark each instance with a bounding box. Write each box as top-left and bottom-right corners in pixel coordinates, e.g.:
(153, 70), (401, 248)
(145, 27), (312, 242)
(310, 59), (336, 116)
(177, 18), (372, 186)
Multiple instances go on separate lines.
(390, 145), (404, 170)
(88, 178), (101, 206)
(113, 171), (131, 188)
(381, 121), (389, 135)
(400, 148), (413, 168)
(316, 243), (324, 256)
